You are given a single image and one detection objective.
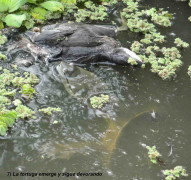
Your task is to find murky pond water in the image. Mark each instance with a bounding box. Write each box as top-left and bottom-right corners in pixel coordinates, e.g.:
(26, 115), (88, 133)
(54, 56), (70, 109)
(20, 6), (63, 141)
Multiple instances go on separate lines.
(1, 0), (191, 180)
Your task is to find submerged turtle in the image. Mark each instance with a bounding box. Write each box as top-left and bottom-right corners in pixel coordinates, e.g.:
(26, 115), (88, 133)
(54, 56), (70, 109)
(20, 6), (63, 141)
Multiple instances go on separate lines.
(7, 22), (142, 66)
(3, 23), (146, 163)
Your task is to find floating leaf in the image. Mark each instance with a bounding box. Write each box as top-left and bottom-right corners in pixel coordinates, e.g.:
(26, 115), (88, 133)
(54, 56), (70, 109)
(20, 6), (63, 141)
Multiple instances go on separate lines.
(40, 1), (64, 12)
(4, 14), (26, 28)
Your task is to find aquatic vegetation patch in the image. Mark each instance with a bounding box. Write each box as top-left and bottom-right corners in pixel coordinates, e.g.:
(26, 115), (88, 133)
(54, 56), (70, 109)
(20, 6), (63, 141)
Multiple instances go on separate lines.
(121, 0), (189, 80)
(0, 66), (39, 135)
(0, 110), (17, 136)
(0, 0), (113, 29)
(128, 57), (138, 65)
(174, 38), (189, 48)
(163, 166), (188, 180)
(0, 0), (189, 80)
(0, 0), (65, 28)
(146, 8), (172, 27)
(90, 94), (109, 109)
(39, 107), (62, 115)
(146, 145), (161, 164)
(0, 32), (7, 45)
(74, 1), (108, 22)
(0, 53), (6, 60)
(144, 144), (189, 179)
(15, 104), (35, 119)
(21, 84), (36, 99)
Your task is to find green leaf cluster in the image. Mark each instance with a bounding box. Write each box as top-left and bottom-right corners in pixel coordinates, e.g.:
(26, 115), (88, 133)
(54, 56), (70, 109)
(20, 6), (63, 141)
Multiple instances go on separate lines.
(90, 94), (109, 109)
(39, 107), (62, 115)
(121, 0), (187, 80)
(74, 1), (108, 22)
(0, 0), (27, 13)
(0, 66), (39, 136)
(21, 84), (36, 98)
(146, 145), (161, 164)
(0, 32), (7, 45)
(146, 8), (172, 27)
(0, 110), (17, 135)
(0, 0), (118, 29)
(174, 38), (189, 48)
(0, 53), (6, 60)
(145, 145), (189, 179)
(128, 57), (138, 65)
(163, 166), (188, 180)
(0, 0), (66, 29)
(15, 105), (35, 119)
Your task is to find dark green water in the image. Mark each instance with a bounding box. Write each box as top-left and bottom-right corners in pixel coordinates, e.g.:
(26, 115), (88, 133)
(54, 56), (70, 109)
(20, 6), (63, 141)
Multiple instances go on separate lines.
(0, 0), (191, 180)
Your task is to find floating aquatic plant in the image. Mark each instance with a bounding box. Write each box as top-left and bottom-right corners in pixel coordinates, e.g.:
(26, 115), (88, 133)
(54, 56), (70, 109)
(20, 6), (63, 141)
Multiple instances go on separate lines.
(128, 57), (138, 65)
(0, 66), (39, 135)
(146, 8), (172, 27)
(0, 110), (17, 136)
(90, 94), (109, 109)
(74, 1), (108, 22)
(13, 99), (22, 106)
(188, 65), (191, 79)
(146, 145), (161, 164)
(0, 32), (7, 45)
(39, 107), (62, 115)
(121, 0), (186, 80)
(15, 105), (35, 119)
(21, 84), (36, 98)
(163, 166), (188, 180)
(174, 38), (189, 48)
(0, 53), (6, 60)
(130, 41), (143, 53)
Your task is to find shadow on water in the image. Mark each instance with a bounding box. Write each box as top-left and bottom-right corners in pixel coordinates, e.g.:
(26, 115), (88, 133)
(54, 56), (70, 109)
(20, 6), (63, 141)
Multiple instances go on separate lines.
(1, 0), (191, 180)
